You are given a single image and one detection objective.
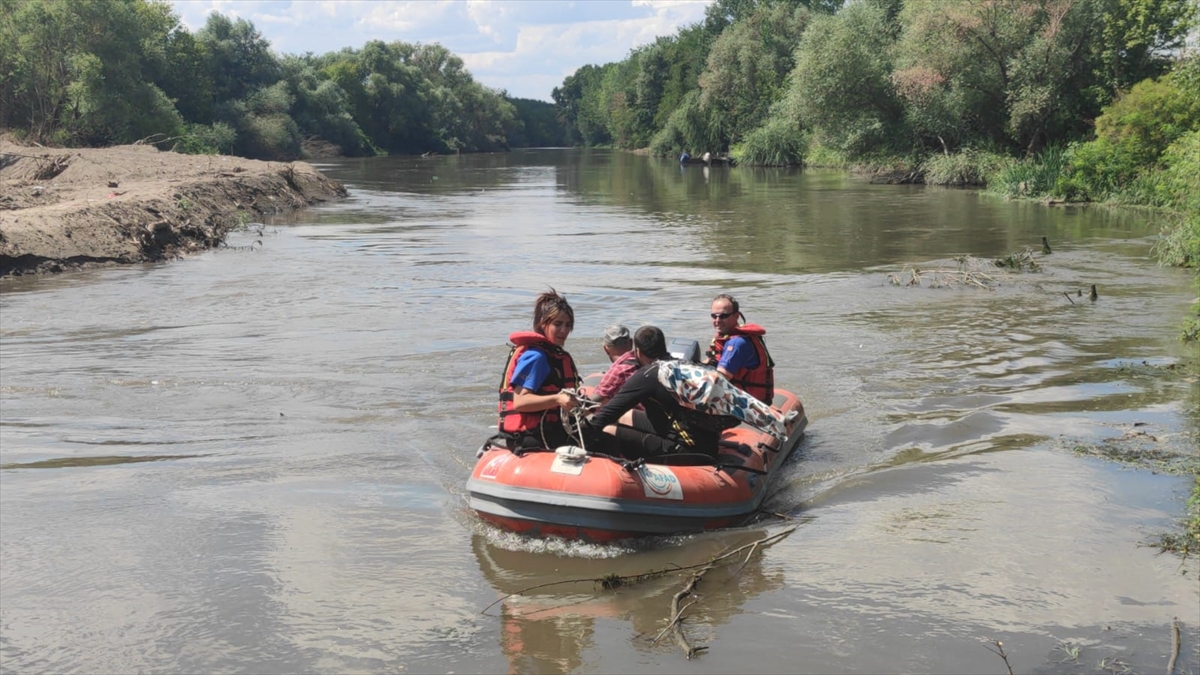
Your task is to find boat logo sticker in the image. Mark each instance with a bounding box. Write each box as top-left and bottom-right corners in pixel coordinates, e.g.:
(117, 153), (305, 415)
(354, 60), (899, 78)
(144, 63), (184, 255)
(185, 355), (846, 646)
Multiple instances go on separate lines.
(638, 465), (683, 500)
(480, 453), (512, 480)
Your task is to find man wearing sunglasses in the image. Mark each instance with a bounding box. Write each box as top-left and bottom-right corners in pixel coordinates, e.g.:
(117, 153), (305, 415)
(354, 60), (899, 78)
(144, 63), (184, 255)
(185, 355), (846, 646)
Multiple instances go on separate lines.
(704, 294), (775, 404)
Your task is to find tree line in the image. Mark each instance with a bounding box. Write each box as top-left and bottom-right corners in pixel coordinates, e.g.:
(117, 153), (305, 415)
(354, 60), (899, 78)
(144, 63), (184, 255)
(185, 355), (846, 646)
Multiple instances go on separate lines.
(553, 0), (1195, 166)
(552, 0), (1199, 336)
(0, 0), (570, 159)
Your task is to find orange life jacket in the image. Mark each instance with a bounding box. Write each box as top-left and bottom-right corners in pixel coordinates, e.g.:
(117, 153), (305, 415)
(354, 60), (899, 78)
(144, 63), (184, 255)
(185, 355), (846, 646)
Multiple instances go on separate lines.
(705, 323), (775, 404)
(497, 331), (580, 435)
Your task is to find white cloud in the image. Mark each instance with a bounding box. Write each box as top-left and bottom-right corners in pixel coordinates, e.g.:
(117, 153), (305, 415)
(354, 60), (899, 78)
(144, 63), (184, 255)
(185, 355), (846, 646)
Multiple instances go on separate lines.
(170, 0), (712, 100)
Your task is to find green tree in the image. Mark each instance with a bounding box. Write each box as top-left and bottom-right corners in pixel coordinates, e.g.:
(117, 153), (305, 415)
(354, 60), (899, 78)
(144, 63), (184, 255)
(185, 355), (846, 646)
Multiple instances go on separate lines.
(553, 64), (614, 146)
(352, 40), (434, 153)
(698, 2), (812, 148)
(0, 0), (184, 144)
(281, 54), (371, 156)
(631, 44), (669, 144)
(196, 13), (281, 104)
(153, 28), (214, 124)
(507, 97), (569, 147)
(783, 0), (903, 156)
(649, 89), (722, 156)
(1098, 0), (1198, 93)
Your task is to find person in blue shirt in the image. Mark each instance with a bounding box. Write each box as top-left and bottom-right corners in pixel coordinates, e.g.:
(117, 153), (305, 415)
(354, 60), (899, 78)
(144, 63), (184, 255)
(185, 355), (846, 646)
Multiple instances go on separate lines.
(497, 290), (582, 450)
(704, 294), (775, 403)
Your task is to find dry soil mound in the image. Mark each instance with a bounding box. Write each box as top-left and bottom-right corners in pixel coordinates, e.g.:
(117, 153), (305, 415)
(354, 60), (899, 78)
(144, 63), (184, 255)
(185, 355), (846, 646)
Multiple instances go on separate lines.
(0, 141), (347, 276)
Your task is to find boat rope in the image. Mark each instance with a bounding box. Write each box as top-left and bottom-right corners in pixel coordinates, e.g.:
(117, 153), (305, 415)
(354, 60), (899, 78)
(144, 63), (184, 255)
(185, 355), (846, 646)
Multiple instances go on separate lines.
(559, 388), (599, 453)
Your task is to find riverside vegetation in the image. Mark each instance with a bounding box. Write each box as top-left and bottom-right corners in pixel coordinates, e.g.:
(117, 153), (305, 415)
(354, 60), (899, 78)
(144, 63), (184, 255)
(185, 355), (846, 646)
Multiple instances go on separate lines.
(2, 0), (1197, 547)
(548, 0), (1200, 550)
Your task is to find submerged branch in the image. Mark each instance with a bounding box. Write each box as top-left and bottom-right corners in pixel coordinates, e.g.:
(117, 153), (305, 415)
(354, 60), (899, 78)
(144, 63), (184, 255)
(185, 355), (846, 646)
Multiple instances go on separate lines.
(1167, 616), (1181, 675)
(668, 568), (711, 659)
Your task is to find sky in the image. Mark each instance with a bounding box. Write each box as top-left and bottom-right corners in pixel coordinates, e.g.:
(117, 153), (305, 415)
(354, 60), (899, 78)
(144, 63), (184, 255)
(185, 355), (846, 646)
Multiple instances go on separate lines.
(169, 0), (715, 102)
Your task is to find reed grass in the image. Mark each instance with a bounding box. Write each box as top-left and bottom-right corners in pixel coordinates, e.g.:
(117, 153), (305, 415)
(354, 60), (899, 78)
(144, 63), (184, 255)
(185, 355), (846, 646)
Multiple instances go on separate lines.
(733, 119), (807, 167)
(986, 145), (1068, 198)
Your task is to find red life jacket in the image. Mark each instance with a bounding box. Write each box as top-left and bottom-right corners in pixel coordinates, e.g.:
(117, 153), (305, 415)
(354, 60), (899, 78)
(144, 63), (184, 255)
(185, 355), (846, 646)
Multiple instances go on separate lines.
(705, 323), (775, 404)
(497, 331), (580, 435)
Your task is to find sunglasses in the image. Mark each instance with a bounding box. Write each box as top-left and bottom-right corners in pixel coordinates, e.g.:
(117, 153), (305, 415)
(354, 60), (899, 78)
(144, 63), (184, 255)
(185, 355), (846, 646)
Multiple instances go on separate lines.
(710, 312), (734, 320)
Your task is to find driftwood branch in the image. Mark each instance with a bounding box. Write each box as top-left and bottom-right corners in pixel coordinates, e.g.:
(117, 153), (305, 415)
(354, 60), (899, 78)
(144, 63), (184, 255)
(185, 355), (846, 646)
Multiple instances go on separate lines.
(1167, 616), (1181, 675)
(651, 597), (698, 645)
(655, 528), (797, 658)
(982, 639), (1014, 675)
(667, 568), (711, 659)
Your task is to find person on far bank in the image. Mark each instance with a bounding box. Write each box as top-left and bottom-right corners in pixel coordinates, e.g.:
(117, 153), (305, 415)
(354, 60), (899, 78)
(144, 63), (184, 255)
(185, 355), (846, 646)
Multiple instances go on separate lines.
(497, 289), (581, 451)
(592, 324), (639, 405)
(705, 293), (775, 404)
(586, 326), (734, 461)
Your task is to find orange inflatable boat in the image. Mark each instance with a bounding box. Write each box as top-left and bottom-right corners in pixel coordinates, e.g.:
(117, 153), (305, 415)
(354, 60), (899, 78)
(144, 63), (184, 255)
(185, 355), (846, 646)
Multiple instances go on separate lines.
(467, 387), (807, 543)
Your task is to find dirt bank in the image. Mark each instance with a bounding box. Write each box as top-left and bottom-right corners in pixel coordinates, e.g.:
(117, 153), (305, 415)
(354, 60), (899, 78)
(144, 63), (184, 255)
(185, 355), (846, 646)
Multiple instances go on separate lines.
(0, 139), (347, 277)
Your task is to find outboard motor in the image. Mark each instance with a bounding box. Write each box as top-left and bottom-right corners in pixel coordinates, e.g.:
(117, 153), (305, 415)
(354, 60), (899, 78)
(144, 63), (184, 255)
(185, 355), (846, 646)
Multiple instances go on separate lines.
(668, 337), (702, 363)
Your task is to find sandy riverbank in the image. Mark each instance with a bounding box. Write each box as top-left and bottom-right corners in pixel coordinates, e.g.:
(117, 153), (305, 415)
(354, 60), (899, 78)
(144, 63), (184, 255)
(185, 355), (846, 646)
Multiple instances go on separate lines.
(0, 138), (346, 277)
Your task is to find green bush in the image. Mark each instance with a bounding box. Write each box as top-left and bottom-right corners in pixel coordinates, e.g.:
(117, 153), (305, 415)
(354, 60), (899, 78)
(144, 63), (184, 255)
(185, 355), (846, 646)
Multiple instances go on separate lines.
(988, 145), (1069, 198)
(923, 147), (1010, 186)
(1124, 129), (1200, 210)
(239, 113), (302, 160)
(1154, 210), (1200, 268)
(733, 117), (807, 166)
(803, 139), (851, 168)
(1056, 70), (1200, 201)
(176, 122), (236, 155)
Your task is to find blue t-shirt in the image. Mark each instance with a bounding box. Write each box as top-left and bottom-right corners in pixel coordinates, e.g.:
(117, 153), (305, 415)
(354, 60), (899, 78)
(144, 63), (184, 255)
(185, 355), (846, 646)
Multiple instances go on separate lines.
(717, 336), (759, 374)
(510, 348), (551, 392)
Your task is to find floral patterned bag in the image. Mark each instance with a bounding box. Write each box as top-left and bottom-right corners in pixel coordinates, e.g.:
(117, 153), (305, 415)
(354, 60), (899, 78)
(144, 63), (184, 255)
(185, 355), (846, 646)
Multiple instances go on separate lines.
(656, 360), (793, 441)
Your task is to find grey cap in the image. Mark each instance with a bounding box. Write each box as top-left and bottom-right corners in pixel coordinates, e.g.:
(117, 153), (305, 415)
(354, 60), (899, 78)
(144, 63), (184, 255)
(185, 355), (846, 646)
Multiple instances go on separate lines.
(602, 324), (631, 346)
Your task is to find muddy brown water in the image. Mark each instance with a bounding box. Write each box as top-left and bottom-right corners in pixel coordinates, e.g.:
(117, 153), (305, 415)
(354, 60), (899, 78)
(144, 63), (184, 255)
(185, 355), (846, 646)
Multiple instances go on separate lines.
(2, 149), (1197, 674)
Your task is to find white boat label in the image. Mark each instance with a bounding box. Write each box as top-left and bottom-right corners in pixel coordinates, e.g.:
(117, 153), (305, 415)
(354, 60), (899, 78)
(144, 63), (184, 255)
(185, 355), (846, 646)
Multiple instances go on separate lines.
(479, 453), (512, 480)
(638, 465), (683, 500)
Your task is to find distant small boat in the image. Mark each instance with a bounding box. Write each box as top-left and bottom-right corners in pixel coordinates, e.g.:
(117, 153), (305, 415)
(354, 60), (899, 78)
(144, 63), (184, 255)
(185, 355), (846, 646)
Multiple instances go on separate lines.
(680, 156), (735, 166)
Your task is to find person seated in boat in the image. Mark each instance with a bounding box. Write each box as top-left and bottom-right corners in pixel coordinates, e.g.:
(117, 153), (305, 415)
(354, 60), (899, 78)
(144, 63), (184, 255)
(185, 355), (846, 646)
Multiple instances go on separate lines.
(497, 289), (582, 451)
(585, 326), (737, 461)
(592, 324), (639, 405)
(704, 293), (775, 404)
(679, 151), (691, 163)
(702, 151), (711, 164)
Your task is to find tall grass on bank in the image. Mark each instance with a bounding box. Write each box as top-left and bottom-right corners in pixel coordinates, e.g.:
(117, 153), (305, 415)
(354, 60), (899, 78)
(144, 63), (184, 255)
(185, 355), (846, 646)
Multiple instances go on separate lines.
(986, 145), (1068, 198)
(923, 148), (1010, 186)
(733, 118), (807, 166)
(802, 139), (851, 169)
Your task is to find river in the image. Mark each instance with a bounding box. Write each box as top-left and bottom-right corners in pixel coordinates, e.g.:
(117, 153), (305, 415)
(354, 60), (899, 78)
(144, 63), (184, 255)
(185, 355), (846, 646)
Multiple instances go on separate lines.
(1, 149), (1197, 674)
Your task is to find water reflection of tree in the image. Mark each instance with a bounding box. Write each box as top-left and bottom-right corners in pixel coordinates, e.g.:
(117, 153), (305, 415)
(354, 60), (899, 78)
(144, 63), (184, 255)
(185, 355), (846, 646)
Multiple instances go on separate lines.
(552, 151), (1155, 276)
(472, 528), (787, 670)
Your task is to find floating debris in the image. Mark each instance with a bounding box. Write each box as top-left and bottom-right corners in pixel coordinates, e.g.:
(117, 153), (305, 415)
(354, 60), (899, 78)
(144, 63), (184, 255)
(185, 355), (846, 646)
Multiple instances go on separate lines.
(992, 247), (1041, 272)
(888, 255), (1014, 289)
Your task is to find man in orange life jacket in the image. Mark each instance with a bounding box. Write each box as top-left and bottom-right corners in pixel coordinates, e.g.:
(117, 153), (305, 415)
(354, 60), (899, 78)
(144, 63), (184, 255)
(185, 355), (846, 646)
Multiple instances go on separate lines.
(704, 293), (775, 404)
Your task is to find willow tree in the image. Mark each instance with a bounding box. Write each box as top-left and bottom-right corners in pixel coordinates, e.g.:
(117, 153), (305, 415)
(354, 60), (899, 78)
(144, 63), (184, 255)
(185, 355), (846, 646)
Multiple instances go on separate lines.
(890, 0), (1197, 156)
(0, 0), (185, 144)
(781, 0), (904, 157)
(697, 2), (813, 148)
